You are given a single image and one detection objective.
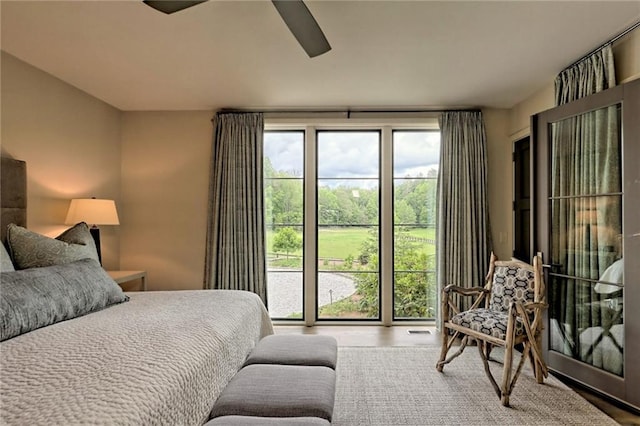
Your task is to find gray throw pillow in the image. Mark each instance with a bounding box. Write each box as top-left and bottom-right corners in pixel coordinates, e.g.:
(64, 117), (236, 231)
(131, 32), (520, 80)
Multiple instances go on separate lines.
(0, 243), (15, 272)
(0, 258), (129, 341)
(6, 222), (99, 270)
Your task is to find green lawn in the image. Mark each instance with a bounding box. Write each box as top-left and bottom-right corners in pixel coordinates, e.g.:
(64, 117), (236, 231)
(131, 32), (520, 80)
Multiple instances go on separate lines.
(267, 226), (436, 263)
(318, 228), (372, 260)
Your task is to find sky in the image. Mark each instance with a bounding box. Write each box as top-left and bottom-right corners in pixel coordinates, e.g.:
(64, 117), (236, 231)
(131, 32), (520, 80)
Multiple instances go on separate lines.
(264, 130), (440, 187)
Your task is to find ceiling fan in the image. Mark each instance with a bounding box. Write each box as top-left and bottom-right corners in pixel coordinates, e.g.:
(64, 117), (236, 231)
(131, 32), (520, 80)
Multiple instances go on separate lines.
(143, 0), (331, 58)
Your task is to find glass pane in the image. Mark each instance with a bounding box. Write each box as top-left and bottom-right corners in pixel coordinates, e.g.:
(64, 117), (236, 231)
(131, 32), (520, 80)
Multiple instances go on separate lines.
(392, 130), (440, 321)
(264, 131), (304, 321)
(264, 179), (303, 225)
(394, 272), (437, 319)
(264, 131), (304, 178)
(550, 104), (621, 198)
(317, 131), (379, 178)
(550, 195), (622, 281)
(267, 271), (303, 319)
(393, 131), (440, 178)
(318, 272), (379, 319)
(318, 227), (378, 272)
(266, 225), (303, 270)
(318, 181), (378, 225)
(548, 103), (624, 377)
(394, 179), (437, 226)
(548, 276), (624, 376)
(393, 228), (435, 270)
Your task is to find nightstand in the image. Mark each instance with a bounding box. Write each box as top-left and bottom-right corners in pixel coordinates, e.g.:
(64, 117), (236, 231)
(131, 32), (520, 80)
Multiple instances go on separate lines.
(107, 270), (147, 291)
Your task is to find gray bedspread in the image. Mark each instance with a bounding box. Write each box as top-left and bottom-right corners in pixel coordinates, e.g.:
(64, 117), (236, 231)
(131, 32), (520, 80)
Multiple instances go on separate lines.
(0, 290), (274, 425)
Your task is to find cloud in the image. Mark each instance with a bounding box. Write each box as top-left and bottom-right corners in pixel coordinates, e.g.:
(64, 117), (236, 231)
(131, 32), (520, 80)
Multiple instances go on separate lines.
(264, 131), (304, 177)
(393, 131), (440, 177)
(265, 130), (440, 185)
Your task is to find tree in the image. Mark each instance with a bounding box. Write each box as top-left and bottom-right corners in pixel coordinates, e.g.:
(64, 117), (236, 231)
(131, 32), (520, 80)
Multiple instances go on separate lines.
(272, 227), (302, 258)
(395, 200), (416, 225)
(351, 227), (436, 318)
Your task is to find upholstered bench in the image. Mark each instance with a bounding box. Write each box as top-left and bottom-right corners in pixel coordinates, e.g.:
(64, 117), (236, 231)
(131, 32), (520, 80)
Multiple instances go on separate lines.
(205, 415), (330, 426)
(210, 364), (335, 420)
(243, 334), (338, 369)
(208, 335), (338, 425)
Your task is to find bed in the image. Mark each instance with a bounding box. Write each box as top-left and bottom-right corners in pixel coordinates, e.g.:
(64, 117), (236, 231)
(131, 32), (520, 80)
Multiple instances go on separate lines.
(0, 158), (274, 425)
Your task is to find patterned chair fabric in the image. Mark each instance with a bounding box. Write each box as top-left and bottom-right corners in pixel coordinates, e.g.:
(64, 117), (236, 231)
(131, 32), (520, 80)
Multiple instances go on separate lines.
(450, 308), (524, 340)
(488, 265), (535, 313)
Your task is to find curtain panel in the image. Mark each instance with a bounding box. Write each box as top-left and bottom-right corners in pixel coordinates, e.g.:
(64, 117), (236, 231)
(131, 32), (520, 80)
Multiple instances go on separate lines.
(436, 111), (492, 325)
(555, 44), (616, 105)
(549, 46), (621, 373)
(204, 112), (268, 306)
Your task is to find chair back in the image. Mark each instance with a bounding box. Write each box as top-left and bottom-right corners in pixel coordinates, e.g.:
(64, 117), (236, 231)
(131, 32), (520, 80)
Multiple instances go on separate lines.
(488, 259), (536, 313)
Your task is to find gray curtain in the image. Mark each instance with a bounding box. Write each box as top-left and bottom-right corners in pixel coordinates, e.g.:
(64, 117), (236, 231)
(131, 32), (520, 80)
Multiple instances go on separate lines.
(436, 111), (492, 326)
(555, 44), (615, 105)
(204, 112), (268, 306)
(549, 45), (622, 374)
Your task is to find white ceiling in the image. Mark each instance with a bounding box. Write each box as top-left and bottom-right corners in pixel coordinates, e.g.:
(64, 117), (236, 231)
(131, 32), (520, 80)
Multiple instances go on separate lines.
(2, 1), (639, 111)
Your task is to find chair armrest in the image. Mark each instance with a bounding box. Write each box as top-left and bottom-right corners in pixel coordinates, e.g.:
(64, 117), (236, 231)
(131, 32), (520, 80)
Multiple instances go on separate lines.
(441, 286), (490, 319)
(443, 285), (489, 297)
(522, 301), (548, 311)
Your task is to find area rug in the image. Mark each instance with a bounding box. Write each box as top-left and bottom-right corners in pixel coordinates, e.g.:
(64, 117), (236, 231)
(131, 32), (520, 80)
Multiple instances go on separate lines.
(332, 347), (617, 426)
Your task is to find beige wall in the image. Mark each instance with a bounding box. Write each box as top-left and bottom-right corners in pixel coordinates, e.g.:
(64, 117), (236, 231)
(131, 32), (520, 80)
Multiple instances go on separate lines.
(616, 27), (640, 84)
(120, 111), (212, 290)
(482, 108), (512, 260)
(0, 52), (122, 270)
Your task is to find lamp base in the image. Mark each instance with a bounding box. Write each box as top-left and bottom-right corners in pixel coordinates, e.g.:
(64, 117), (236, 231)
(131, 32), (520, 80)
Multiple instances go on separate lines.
(89, 226), (102, 265)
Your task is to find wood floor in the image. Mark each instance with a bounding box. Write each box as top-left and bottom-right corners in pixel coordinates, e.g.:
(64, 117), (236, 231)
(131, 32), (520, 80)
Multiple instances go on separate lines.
(274, 325), (640, 425)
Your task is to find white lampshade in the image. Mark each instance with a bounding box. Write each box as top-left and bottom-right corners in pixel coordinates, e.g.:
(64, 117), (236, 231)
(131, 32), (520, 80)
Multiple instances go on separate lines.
(65, 198), (120, 226)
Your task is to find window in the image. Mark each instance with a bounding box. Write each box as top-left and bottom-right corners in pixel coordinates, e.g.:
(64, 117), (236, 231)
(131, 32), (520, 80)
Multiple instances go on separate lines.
(264, 123), (440, 324)
(317, 131), (380, 319)
(264, 131), (304, 319)
(393, 130), (440, 320)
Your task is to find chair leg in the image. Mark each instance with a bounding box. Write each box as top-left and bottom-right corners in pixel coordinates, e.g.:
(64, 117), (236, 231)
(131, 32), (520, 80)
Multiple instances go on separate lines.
(477, 340), (501, 399)
(436, 327), (451, 372)
(437, 333), (469, 371)
(501, 343), (514, 407)
(500, 312), (517, 406)
(528, 349), (545, 384)
(533, 334), (547, 383)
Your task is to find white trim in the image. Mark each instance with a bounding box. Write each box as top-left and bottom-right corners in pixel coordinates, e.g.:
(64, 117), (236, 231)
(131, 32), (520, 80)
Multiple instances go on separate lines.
(272, 320), (437, 327)
(304, 126), (317, 326)
(510, 126), (530, 141)
(381, 126), (394, 326)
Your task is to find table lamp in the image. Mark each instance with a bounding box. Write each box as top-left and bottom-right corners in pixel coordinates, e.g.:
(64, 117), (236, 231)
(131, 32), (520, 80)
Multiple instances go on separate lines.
(65, 198), (120, 264)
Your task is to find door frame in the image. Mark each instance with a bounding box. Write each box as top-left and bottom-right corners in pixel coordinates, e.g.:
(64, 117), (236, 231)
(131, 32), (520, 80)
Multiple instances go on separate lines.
(533, 80), (640, 409)
(512, 135), (531, 262)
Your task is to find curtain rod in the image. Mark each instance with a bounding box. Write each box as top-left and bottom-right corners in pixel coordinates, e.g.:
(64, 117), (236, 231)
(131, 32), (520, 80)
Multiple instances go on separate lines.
(561, 20), (640, 72)
(218, 107), (480, 116)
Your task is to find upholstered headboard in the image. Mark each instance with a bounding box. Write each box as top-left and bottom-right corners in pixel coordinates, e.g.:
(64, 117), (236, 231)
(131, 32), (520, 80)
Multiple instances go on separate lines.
(1, 157), (27, 242)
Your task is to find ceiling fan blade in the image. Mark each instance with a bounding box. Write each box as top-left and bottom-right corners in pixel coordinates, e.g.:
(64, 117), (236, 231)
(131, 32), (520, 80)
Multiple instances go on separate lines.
(144, 1), (207, 15)
(271, 0), (331, 58)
